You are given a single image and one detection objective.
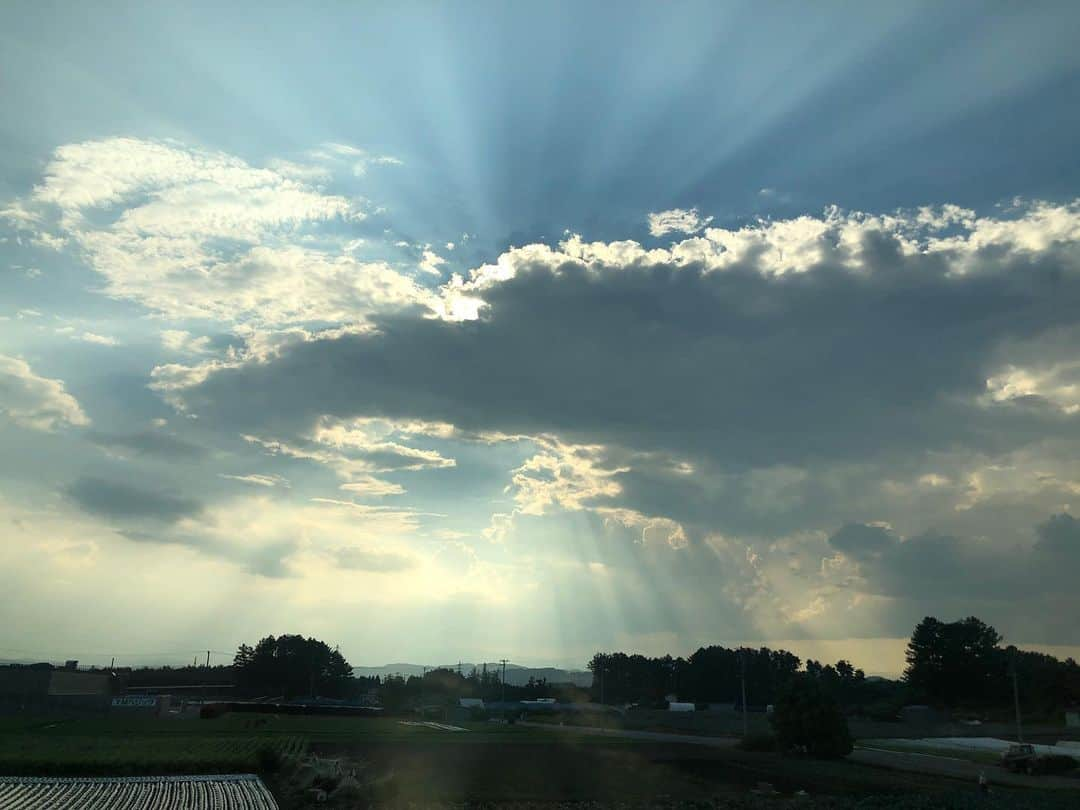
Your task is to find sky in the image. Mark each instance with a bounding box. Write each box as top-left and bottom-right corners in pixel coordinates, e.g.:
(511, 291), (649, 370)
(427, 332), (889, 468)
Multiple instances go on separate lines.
(2, 1), (1080, 676)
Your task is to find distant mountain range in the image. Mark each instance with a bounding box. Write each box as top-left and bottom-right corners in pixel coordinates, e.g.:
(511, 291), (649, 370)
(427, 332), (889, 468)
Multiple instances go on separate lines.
(352, 662), (593, 687)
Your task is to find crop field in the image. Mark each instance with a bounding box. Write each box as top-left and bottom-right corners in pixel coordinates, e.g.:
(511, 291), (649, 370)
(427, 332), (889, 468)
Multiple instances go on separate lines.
(0, 774), (277, 809)
(0, 715), (306, 776)
(3, 714), (1077, 808)
(0, 713), (579, 777)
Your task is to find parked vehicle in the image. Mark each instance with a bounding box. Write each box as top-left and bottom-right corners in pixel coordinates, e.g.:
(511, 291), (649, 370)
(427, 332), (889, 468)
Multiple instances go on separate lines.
(999, 744), (1077, 775)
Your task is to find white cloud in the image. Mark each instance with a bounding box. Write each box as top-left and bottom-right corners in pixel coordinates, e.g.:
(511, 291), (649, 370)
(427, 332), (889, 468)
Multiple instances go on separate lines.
(339, 477), (407, 497)
(310, 142), (403, 177)
(14, 137), (432, 328)
(218, 473), (291, 488)
(598, 507), (689, 549)
(647, 207), (713, 237)
(243, 419), (454, 499)
(434, 200), (1080, 318)
(419, 248), (447, 276)
(161, 330), (213, 355)
(0, 354), (89, 431)
(985, 363), (1080, 414)
(308, 416), (456, 471)
(74, 331), (119, 346)
(505, 437), (626, 516)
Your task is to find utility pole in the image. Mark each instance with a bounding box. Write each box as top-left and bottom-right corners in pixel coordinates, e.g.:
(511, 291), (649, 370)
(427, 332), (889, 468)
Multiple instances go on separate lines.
(1011, 653), (1024, 743)
(740, 649), (749, 738)
(500, 659), (508, 704)
(206, 650), (211, 668)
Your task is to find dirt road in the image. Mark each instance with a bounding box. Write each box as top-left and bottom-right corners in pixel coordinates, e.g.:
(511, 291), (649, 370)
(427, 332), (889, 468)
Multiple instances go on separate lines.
(517, 721), (740, 747)
(851, 745), (1080, 790)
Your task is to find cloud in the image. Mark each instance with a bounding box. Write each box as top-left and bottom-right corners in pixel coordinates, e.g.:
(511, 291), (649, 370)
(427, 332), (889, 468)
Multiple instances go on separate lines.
(1035, 512), (1080, 555)
(419, 248), (447, 276)
(161, 330), (213, 355)
(339, 477), (406, 497)
(827, 523), (895, 559)
(217, 473), (290, 488)
(137, 198), (1080, 643)
(824, 514), (1080, 630)
(88, 430), (206, 459)
(331, 546), (416, 572)
(504, 437), (625, 516)
(647, 207), (713, 237)
(65, 477), (202, 523)
(12, 137), (432, 327)
(173, 200), (1080, 477)
(311, 142), (403, 176)
(0, 354), (89, 431)
(74, 332), (119, 346)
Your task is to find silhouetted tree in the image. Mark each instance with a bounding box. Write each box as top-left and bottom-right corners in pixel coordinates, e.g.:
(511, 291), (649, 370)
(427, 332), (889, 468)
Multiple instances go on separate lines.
(904, 616), (1001, 707)
(771, 673), (853, 759)
(233, 634), (354, 699)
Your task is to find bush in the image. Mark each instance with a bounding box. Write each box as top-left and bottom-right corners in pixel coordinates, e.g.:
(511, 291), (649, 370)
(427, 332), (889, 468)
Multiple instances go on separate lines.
(771, 673), (853, 759)
(199, 703), (228, 719)
(738, 732), (777, 752)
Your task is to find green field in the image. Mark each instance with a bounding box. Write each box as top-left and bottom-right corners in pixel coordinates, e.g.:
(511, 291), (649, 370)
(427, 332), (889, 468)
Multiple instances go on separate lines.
(1, 714), (1076, 809)
(0, 714), (576, 776)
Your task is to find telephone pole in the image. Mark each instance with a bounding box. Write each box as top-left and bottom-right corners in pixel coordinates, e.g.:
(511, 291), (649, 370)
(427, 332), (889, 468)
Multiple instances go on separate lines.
(1011, 654), (1024, 743)
(740, 649), (749, 738)
(206, 650), (211, 668)
(500, 659), (508, 704)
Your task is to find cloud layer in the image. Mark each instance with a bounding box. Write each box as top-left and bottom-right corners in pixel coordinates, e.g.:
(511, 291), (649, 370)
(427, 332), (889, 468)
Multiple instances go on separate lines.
(3, 134), (1080, 665)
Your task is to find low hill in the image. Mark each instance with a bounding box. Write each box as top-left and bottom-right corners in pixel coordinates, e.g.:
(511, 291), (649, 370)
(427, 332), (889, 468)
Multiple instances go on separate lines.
(352, 662), (592, 687)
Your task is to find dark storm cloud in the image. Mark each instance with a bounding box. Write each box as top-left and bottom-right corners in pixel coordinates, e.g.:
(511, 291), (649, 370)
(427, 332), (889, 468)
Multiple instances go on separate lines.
(827, 523), (895, 559)
(186, 234), (1080, 473)
(65, 476), (202, 523)
(163, 215), (1080, 643)
(829, 514), (1080, 605)
(1035, 512), (1080, 555)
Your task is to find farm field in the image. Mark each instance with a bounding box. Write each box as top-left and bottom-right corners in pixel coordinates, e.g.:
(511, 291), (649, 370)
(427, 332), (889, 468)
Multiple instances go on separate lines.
(2, 713), (1077, 808)
(0, 774), (277, 809)
(0, 713), (590, 777)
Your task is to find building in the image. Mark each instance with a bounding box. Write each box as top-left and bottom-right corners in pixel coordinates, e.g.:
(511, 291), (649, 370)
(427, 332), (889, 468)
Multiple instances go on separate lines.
(0, 664), (115, 714)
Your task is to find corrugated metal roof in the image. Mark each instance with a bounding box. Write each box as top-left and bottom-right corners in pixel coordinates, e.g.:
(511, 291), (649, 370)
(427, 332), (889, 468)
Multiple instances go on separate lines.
(0, 774), (277, 809)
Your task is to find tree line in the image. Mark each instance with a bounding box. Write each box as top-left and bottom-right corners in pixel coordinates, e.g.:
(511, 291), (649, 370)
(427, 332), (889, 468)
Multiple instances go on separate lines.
(588, 616), (1080, 718)
(122, 617), (1080, 718)
(903, 616), (1080, 715)
(587, 647), (873, 709)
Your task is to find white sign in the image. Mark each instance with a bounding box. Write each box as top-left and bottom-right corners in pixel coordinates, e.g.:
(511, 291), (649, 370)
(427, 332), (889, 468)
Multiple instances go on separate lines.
(112, 696), (157, 708)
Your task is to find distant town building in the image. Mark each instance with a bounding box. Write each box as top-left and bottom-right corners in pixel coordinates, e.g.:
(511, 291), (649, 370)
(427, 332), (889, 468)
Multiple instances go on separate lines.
(0, 664), (116, 714)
